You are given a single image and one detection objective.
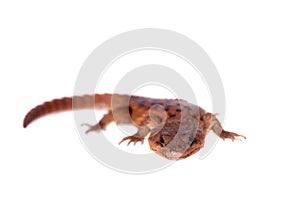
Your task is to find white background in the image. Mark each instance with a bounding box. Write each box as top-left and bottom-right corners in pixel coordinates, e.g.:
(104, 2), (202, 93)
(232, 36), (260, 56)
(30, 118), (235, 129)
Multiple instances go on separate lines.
(1, 1), (299, 199)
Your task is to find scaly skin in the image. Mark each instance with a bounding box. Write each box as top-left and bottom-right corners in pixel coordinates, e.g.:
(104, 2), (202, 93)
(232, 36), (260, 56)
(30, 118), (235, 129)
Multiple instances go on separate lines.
(23, 93), (246, 160)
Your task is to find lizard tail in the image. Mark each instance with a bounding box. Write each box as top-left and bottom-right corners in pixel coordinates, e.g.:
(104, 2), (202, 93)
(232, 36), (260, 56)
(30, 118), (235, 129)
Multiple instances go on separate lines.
(23, 94), (112, 128)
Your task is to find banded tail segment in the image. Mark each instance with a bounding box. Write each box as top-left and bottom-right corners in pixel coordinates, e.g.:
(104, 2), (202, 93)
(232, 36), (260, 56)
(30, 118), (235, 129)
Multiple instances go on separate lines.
(23, 94), (112, 128)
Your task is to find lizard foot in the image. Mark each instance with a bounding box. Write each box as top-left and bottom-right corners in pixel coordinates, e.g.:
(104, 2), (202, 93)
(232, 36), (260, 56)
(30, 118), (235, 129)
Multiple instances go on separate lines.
(220, 130), (246, 141)
(81, 123), (104, 134)
(119, 135), (144, 146)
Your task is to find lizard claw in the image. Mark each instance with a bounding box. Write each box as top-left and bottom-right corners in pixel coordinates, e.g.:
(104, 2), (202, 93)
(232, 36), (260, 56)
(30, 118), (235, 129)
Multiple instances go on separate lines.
(119, 135), (144, 146)
(231, 134), (246, 141)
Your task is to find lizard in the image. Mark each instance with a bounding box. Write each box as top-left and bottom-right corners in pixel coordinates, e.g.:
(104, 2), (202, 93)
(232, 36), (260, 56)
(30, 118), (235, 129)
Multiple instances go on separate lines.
(23, 93), (246, 160)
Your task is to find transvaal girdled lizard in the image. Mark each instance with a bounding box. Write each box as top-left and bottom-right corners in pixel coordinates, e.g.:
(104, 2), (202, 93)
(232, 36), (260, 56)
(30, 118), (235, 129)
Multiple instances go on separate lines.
(23, 94), (246, 160)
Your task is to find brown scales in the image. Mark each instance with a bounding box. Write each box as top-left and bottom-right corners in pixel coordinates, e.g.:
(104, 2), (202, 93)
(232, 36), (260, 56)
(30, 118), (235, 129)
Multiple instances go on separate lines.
(23, 93), (246, 160)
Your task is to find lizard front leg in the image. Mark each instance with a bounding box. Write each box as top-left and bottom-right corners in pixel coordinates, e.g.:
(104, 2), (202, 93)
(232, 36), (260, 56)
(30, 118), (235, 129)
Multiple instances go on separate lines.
(119, 126), (150, 145)
(208, 113), (246, 141)
(119, 105), (167, 146)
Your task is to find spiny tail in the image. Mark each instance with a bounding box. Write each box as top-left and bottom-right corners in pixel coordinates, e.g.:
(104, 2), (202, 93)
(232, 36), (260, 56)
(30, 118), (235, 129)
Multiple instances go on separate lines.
(23, 94), (112, 128)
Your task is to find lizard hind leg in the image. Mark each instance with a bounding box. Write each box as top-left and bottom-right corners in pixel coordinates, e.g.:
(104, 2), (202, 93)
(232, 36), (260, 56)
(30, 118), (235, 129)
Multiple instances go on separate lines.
(82, 110), (114, 134)
(119, 126), (150, 146)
